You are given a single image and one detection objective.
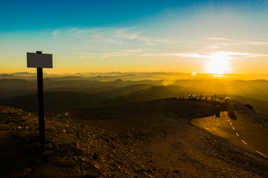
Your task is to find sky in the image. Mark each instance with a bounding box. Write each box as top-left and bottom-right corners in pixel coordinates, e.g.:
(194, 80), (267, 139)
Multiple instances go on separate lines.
(0, 0), (268, 74)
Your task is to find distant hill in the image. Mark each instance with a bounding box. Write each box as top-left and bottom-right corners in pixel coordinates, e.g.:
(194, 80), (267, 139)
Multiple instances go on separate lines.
(1, 77), (268, 117)
(72, 98), (223, 121)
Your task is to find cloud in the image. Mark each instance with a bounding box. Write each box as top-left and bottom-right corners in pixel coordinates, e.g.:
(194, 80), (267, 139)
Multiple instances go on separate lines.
(174, 53), (209, 59)
(51, 27), (177, 47)
(142, 51), (268, 59)
(243, 41), (268, 46)
(52, 30), (59, 39)
(208, 37), (233, 41)
(78, 50), (268, 60)
(78, 49), (144, 59)
(114, 29), (148, 42)
(48, 28), (268, 60)
(113, 29), (177, 46)
(208, 37), (268, 47)
(142, 52), (209, 58)
(218, 51), (268, 58)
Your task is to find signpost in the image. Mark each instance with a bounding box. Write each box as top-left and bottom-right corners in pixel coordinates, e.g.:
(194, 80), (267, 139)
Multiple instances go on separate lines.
(27, 51), (53, 152)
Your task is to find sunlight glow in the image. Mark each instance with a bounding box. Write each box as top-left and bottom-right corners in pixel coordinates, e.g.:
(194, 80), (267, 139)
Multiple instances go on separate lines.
(206, 52), (230, 75)
(192, 72), (197, 76)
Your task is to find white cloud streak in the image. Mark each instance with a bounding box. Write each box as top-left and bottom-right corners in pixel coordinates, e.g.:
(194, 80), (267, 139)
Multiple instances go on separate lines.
(49, 28), (268, 60)
(208, 37), (268, 46)
(142, 51), (268, 59)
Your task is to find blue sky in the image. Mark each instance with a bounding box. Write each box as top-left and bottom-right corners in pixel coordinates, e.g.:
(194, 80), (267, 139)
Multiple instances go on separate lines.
(0, 0), (190, 32)
(1, 0), (266, 32)
(1, 0), (268, 74)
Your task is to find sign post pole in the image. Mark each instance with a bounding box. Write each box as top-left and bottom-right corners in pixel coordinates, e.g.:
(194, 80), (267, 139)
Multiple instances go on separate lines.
(36, 51), (45, 152)
(27, 50), (53, 153)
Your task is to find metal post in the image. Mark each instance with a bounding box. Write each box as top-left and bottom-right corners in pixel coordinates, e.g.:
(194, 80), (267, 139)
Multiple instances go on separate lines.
(36, 51), (45, 152)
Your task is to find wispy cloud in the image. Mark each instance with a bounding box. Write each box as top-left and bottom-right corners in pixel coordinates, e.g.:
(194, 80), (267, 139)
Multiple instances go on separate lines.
(51, 27), (177, 47)
(79, 49), (144, 59)
(208, 37), (233, 41)
(208, 37), (268, 46)
(217, 51), (268, 58)
(49, 27), (181, 59)
(114, 29), (151, 44)
(52, 30), (59, 39)
(142, 51), (268, 59)
(49, 28), (268, 60)
(142, 53), (209, 59)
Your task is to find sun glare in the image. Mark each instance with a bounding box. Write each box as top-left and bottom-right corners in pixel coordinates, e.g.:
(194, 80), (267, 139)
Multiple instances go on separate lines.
(206, 52), (230, 75)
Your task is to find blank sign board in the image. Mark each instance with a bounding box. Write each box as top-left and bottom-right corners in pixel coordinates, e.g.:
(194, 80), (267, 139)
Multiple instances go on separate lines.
(27, 53), (53, 68)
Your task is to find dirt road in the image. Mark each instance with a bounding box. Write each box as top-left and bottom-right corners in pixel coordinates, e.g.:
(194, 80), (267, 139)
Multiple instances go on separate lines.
(192, 111), (268, 159)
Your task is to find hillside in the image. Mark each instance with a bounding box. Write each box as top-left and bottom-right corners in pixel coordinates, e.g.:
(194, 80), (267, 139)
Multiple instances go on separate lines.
(0, 99), (268, 177)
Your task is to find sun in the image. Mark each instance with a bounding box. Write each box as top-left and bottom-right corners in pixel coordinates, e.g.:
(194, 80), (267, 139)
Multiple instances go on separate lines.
(206, 52), (230, 75)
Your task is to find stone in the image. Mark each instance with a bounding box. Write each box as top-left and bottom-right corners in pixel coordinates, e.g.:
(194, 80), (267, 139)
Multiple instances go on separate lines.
(32, 142), (42, 148)
(94, 162), (100, 169)
(46, 143), (54, 149)
(93, 153), (99, 160)
(174, 169), (180, 174)
(53, 159), (76, 167)
(73, 156), (78, 161)
(81, 157), (88, 162)
(24, 168), (32, 175)
(83, 165), (101, 177)
(43, 150), (54, 157)
(76, 142), (81, 149)
(0, 124), (9, 130)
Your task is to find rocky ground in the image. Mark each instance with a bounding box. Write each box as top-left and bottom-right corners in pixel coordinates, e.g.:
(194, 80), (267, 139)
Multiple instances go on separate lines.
(0, 103), (268, 178)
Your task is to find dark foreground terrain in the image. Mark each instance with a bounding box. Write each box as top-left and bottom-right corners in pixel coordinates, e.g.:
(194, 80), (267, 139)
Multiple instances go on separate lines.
(0, 99), (268, 177)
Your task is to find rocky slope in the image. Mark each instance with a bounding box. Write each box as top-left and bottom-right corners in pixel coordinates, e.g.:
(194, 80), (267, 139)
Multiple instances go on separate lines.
(0, 101), (268, 177)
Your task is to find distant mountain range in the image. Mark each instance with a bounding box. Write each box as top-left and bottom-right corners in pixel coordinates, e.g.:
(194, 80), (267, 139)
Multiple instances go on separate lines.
(0, 75), (268, 116)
